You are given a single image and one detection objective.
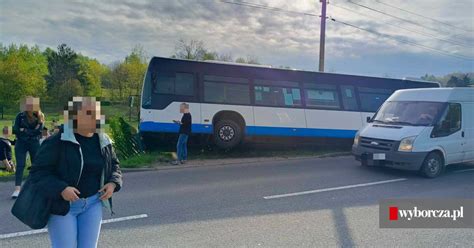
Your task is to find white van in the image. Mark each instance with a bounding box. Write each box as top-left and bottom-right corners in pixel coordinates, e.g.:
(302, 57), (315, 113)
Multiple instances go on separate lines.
(352, 88), (474, 178)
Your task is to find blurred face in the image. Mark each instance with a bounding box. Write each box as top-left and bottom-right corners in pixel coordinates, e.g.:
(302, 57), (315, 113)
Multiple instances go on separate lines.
(70, 98), (101, 134)
(2, 127), (11, 137)
(23, 97), (40, 112)
(179, 105), (184, 113)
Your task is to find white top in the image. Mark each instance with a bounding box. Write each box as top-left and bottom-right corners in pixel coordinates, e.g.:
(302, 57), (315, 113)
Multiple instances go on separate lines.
(388, 88), (474, 103)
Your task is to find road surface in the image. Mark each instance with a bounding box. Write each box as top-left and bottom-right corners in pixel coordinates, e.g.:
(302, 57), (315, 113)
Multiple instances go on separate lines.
(1, 156), (473, 247)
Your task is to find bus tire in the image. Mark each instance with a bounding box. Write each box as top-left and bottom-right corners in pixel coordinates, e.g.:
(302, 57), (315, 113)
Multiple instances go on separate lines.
(214, 119), (243, 149)
(420, 152), (444, 178)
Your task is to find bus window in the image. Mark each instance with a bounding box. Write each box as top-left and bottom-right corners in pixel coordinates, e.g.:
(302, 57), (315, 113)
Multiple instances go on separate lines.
(340, 85), (359, 111)
(203, 75), (250, 105)
(153, 72), (194, 96)
(304, 84), (340, 109)
(254, 85), (302, 107)
(358, 87), (393, 112)
(175, 73), (194, 96)
(142, 70), (152, 108)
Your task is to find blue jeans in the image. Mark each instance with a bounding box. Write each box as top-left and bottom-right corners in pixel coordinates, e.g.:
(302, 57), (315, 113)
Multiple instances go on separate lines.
(14, 139), (40, 186)
(48, 193), (103, 248)
(177, 134), (188, 161)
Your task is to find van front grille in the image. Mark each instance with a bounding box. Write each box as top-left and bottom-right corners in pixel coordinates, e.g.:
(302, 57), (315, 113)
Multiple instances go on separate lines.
(360, 137), (396, 151)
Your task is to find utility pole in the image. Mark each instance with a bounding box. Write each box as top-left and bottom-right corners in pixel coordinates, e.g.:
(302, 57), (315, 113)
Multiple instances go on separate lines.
(319, 0), (327, 72)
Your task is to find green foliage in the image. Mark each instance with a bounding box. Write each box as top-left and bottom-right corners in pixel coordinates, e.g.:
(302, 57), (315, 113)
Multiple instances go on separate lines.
(421, 72), (473, 87)
(0, 44), (48, 109)
(107, 45), (148, 101)
(45, 44), (83, 102)
(109, 117), (143, 160)
(77, 55), (107, 97)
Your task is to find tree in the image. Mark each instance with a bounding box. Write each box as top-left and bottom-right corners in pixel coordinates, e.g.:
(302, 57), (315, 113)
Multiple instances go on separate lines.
(446, 75), (469, 87)
(0, 44), (48, 112)
(108, 45), (148, 101)
(77, 55), (107, 97)
(45, 44), (83, 103)
(172, 39), (227, 61)
(420, 74), (439, 82)
(173, 39), (207, 60)
(235, 55), (260, 65)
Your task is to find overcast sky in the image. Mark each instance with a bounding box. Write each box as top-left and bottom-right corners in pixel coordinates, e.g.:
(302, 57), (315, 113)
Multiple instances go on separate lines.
(1, 0), (473, 78)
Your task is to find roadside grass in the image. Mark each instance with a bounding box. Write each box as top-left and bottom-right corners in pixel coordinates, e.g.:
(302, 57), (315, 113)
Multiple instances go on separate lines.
(119, 145), (351, 168)
(120, 151), (175, 168)
(0, 148), (31, 180)
(188, 146), (350, 160)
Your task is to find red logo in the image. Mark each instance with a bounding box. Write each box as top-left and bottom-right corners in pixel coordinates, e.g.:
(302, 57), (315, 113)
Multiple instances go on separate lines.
(389, 206), (398, 221)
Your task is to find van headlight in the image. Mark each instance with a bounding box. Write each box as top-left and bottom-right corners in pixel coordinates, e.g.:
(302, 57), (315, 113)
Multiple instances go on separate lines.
(398, 136), (417, 152)
(353, 133), (360, 146)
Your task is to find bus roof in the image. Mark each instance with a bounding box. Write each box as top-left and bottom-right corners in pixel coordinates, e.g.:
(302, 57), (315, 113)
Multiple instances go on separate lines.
(150, 56), (440, 85)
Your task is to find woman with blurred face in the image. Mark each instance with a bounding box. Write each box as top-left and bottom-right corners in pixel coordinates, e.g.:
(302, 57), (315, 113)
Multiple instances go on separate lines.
(12, 96), (44, 198)
(29, 97), (122, 248)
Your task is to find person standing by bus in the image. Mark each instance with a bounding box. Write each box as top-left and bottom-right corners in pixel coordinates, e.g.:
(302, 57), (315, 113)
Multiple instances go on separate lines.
(12, 96), (44, 198)
(172, 103), (192, 165)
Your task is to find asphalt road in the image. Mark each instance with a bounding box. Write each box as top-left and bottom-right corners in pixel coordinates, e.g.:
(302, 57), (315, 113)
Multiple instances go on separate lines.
(0, 156), (473, 247)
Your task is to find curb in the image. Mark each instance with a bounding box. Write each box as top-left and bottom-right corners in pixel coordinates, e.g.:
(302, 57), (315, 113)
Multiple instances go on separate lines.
(121, 152), (352, 172)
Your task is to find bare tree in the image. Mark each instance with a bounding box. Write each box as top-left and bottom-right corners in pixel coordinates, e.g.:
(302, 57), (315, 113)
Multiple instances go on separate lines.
(173, 39), (207, 60)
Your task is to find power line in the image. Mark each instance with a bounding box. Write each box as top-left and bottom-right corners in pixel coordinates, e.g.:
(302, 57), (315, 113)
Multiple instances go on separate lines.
(375, 0), (474, 33)
(346, 0), (466, 40)
(331, 3), (470, 48)
(219, 0), (472, 61)
(329, 17), (473, 61)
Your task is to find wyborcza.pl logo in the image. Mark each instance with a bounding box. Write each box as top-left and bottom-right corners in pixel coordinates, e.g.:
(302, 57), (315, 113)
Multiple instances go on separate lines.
(380, 199), (474, 228)
(388, 206), (464, 221)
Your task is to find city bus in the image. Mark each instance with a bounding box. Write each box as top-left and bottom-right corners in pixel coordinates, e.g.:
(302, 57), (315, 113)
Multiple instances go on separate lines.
(140, 57), (439, 149)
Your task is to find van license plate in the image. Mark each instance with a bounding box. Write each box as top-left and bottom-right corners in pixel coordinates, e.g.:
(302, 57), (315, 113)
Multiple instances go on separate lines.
(373, 153), (386, 160)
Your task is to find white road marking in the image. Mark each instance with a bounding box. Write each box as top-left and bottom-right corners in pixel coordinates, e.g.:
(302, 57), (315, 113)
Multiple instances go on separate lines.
(263, 178), (407, 200)
(0, 214), (148, 240)
(453, 168), (474, 173)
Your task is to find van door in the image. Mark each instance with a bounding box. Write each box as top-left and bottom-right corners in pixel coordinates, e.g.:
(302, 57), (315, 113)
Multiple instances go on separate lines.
(430, 103), (464, 164)
(461, 102), (474, 162)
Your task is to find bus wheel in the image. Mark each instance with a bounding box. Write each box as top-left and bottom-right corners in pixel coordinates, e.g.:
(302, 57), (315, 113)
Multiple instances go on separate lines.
(420, 152), (444, 178)
(214, 119), (243, 149)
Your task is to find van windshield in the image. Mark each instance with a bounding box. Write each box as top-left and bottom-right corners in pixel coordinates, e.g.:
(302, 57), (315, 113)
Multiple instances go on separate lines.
(372, 101), (446, 126)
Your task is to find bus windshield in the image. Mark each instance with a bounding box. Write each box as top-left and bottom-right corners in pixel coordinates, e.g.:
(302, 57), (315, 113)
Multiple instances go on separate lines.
(372, 101), (446, 126)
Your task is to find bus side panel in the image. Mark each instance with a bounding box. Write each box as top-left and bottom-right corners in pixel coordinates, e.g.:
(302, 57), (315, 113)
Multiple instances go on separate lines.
(140, 102), (202, 133)
(305, 109), (361, 138)
(252, 106), (306, 137)
(201, 103), (255, 132)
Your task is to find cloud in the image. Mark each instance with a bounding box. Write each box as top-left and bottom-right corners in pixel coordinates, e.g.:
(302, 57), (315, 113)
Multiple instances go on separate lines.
(0, 0), (472, 76)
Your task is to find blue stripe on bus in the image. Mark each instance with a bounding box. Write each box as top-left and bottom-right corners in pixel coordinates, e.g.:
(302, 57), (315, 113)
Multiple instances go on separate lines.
(139, 122), (357, 138)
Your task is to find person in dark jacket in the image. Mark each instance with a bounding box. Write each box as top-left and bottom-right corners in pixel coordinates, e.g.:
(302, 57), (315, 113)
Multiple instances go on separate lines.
(172, 103), (191, 165)
(29, 96), (122, 248)
(12, 96), (44, 198)
(0, 126), (15, 172)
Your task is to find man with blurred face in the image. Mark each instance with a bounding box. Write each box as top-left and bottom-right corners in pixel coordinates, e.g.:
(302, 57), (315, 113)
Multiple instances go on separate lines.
(172, 103), (192, 165)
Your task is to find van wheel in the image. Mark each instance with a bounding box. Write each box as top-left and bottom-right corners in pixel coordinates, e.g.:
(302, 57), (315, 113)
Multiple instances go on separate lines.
(420, 152), (444, 178)
(214, 119), (243, 149)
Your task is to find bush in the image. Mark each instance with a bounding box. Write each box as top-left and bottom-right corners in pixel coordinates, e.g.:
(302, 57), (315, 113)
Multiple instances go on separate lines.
(109, 117), (143, 160)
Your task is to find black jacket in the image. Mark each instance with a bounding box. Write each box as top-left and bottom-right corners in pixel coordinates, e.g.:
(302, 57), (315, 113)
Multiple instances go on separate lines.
(29, 125), (122, 215)
(0, 137), (13, 161)
(178, 113), (192, 135)
(13, 112), (44, 142)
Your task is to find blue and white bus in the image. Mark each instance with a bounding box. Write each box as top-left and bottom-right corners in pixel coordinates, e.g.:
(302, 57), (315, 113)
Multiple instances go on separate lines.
(140, 57), (439, 149)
